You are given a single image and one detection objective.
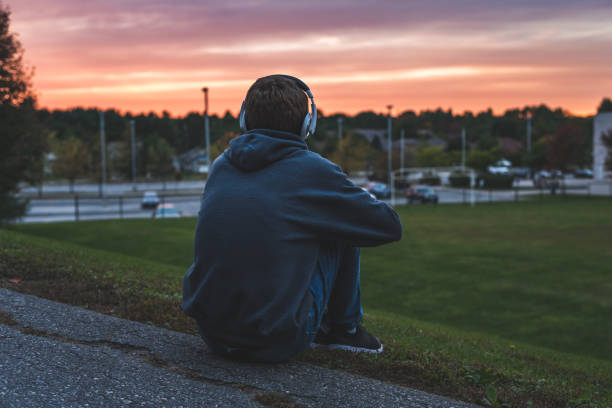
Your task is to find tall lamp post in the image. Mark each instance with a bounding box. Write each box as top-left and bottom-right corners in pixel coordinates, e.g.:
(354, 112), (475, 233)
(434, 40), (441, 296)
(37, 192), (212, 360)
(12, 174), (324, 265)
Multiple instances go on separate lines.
(130, 119), (136, 189)
(400, 128), (405, 171)
(526, 110), (533, 154)
(387, 105), (393, 204)
(202, 87), (211, 168)
(461, 127), (466, 171)
(99, 110), (106, 198)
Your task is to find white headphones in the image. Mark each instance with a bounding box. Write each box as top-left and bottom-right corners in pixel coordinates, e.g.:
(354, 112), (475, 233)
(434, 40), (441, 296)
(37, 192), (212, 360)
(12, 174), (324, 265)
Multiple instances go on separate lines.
(239, 74), (317, 139)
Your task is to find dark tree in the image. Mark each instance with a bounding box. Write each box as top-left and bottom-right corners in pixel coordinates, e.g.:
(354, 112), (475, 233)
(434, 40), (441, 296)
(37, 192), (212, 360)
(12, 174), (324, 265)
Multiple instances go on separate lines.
(546, 122), (587, 172)
(597, 98), (612, 113)
(0, 4), (46, 221)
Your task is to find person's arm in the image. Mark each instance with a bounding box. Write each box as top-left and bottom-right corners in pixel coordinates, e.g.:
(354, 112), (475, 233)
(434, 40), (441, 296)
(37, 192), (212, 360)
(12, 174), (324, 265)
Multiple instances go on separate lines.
(284, 155), (402, 247)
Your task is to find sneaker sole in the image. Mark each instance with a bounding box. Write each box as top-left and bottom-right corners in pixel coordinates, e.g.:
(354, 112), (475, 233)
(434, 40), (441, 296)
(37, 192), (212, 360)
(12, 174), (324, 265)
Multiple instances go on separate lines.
(310, 342), (384, 354)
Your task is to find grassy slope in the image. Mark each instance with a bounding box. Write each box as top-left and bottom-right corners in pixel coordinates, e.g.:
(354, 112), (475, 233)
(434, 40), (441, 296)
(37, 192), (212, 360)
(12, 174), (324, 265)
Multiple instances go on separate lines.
(14, 197), (612, 360)
(4, 197), (612, 406)
(1, 229), (611, 407)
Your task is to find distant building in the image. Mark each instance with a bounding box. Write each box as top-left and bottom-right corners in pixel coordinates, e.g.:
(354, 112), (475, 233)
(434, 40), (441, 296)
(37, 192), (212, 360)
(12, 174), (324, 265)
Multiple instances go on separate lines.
(498, 137), (522, 155)
(178, 147), (208, 173)
(425, 135), (447, 149)
(353, 128), (387, 146)
(354, 128), (447, 152)
(593, 113), (612, 180)
(390, 138), (419, 151)
(416, 129), (436, 138)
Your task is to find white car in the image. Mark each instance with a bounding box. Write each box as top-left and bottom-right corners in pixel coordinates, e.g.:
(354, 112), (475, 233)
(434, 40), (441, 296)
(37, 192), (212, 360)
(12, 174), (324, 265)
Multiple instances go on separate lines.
(141, 191), (160, 209)
(153, 204), (181, 218)
(487, 165), (510, 175)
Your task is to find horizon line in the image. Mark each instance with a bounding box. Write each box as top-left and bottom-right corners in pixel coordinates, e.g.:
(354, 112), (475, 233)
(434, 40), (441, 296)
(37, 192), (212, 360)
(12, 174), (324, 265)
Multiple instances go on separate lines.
(34, 102), (598, 119)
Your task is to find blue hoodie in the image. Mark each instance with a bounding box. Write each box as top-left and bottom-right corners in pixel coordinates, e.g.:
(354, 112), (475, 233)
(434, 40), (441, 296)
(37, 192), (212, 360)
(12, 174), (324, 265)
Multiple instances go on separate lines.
(182, 129), (402, 351)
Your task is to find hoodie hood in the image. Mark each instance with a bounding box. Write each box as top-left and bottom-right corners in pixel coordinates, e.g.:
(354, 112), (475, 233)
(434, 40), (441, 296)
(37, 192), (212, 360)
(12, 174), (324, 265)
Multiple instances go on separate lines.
(224, 129), (308, 172)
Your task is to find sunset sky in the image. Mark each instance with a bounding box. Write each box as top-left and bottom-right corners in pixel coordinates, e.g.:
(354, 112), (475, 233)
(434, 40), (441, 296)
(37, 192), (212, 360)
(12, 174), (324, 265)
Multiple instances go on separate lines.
(8, 0), (612, 117)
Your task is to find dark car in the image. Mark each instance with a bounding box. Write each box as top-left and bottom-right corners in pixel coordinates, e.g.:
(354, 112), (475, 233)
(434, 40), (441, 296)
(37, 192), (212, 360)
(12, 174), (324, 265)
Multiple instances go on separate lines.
(366, 182), (391, 199)
(574, 169), (593, 178)
(406, 185), (438, 204)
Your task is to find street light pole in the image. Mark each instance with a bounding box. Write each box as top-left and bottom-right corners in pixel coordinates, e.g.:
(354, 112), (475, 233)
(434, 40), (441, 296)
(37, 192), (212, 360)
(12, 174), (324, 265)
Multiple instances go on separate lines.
(130, 119), (136, 188)
(99, 111), (106, 198)
(526, 111), (533, 154)
(400, 128), (405, 171)
(461, 127), (466, 171)
(337, 117), (343, 140)
(387, 104), (393, 200)
(202, 87), (211, 168)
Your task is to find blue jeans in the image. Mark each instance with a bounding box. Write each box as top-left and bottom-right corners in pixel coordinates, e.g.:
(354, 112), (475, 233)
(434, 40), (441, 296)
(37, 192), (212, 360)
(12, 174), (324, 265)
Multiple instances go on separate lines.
(197, 244), (363, 362)
(305, 244), (363, 336)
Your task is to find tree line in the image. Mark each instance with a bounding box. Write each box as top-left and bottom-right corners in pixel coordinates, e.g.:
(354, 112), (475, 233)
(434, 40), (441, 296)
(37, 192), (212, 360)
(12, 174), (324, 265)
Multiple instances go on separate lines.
(41, 97), (611, 183)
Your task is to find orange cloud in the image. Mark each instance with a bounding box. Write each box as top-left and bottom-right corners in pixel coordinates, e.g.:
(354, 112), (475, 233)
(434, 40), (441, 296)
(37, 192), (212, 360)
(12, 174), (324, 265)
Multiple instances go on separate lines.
(9, 0), (612, 116)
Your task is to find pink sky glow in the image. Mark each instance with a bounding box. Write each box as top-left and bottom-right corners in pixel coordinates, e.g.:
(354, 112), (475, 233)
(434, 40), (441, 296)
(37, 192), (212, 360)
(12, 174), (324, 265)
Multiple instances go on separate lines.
(8, 0), (612, 116)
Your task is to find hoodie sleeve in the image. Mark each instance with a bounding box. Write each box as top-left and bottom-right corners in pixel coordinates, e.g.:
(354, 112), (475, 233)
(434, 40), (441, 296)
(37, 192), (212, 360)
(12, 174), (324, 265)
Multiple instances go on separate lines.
(285, 155), (402, 247)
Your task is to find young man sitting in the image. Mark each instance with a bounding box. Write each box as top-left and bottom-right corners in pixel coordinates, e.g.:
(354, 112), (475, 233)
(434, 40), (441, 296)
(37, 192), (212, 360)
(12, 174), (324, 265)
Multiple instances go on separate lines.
(182, 74), (402, 363)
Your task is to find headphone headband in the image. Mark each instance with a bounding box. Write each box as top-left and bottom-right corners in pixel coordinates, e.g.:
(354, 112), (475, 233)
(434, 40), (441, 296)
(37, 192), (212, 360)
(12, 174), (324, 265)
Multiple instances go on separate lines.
(239, 74), (317, 139)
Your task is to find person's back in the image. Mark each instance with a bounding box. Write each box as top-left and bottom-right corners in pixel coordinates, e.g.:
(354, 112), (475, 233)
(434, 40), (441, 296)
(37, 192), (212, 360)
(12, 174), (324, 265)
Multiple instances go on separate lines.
(183, 75), (402, 362)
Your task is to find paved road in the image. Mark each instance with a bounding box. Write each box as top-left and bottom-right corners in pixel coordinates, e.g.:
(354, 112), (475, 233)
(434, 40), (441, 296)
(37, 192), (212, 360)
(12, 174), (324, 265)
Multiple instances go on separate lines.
(12, 189), (561, 223)
(0, 288), (481, 408)
(17, 187), (550, 223)
(21, 195), (203, 223)
(20, 180), (207, 196)
(17, 178), (609, 224)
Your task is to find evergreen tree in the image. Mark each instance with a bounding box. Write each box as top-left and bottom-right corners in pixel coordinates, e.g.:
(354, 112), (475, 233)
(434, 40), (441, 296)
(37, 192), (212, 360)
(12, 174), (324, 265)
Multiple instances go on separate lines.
(0, 4), (46, 221)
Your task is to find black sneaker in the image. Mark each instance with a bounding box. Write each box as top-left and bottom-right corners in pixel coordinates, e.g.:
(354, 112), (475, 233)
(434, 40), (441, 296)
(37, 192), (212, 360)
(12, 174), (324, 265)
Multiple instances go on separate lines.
(312, 324), (383, 354)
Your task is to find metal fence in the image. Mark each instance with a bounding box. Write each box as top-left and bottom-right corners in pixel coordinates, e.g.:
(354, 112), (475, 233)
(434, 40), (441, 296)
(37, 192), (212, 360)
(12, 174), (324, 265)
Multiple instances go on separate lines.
(20, 193), (203, 223)
(20, 184), (612, 224)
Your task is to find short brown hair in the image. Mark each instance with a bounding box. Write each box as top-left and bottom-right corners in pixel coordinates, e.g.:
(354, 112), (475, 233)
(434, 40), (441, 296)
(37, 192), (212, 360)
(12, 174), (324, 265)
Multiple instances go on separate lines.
(244, 75), (308, 135)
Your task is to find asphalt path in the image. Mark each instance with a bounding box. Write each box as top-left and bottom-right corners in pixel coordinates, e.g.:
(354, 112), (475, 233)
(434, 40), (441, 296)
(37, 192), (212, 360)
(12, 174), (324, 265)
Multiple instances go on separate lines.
(0, 288), (482, 408)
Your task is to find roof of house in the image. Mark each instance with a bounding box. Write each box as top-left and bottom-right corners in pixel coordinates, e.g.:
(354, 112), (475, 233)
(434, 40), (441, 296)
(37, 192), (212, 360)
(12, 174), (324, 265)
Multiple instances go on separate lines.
(498, 137), (522, 154)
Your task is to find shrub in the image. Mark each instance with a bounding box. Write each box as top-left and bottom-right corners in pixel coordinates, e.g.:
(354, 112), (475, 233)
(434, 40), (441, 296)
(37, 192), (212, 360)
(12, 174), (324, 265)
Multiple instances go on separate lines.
(477, 174), (514, 189)
(418, 176), (441, 186)
(449, 173), (471, 188)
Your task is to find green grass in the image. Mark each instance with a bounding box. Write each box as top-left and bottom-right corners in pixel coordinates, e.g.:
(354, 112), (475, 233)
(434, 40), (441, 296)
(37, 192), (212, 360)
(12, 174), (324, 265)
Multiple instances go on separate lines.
(3, 196), (612, 407)
(13, 196), (612, 361)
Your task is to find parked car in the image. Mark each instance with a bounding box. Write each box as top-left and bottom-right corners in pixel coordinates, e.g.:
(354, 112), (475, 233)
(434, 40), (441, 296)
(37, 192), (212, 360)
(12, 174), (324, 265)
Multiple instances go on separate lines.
(511, 167), (531, 179)
(141, 191), (160, 209)
(487, 165), (510, 175)
(406, 185), (438, 204)
(153, 204), (181, 218)
(365, 182), (391, 199)
(533, 170), (561, 189)
(551, 169), (564, 179)
(574, 168), (593, 178)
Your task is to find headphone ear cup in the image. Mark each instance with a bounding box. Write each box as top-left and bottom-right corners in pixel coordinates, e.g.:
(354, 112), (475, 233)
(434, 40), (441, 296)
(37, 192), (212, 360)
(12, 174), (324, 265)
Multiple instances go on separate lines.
(239, 101), (247, 132)
(300, 113), (312, 139)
